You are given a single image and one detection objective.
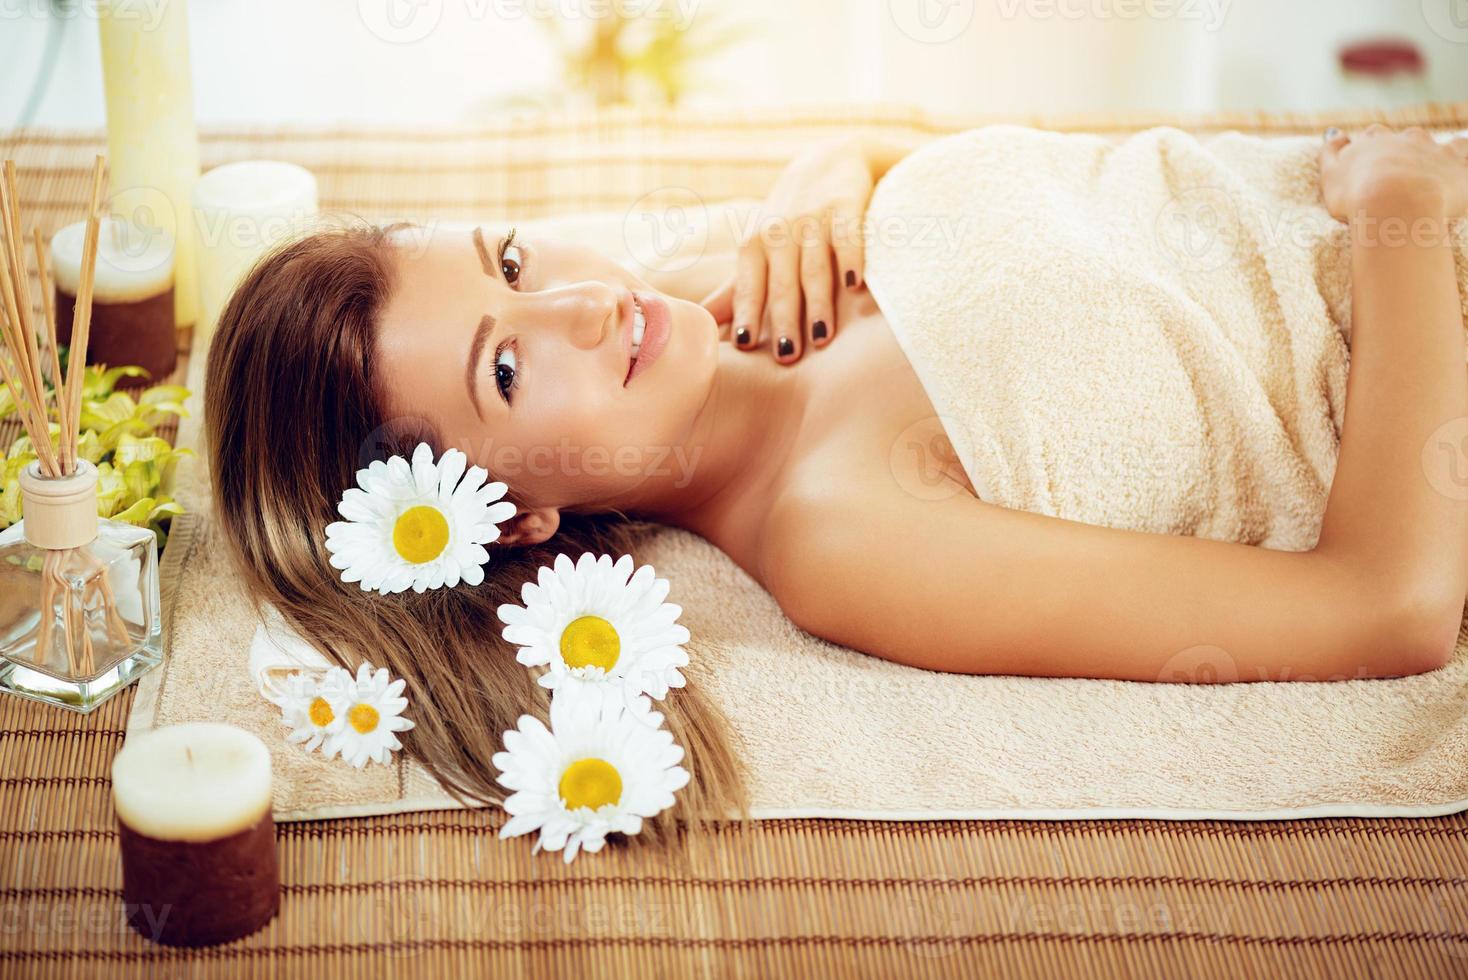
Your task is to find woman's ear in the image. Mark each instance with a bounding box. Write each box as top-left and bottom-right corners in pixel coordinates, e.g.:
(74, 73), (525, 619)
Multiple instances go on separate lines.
(498, 505), (560, 548)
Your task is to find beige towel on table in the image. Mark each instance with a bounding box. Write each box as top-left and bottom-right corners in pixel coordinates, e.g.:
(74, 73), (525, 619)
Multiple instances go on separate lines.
(134, 126), (1468, 822)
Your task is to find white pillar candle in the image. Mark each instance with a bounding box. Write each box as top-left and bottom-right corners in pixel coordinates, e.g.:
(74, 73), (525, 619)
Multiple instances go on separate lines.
(111, 723), (280, 946)
(191, 161), (318, 345)
(50, 217), (176, 382)
(97, 0), (201, 330)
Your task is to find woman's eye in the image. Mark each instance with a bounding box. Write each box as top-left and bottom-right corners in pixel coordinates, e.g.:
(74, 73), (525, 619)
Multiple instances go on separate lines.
(502, 243), (525, 285)
(494, 344), (517, 402)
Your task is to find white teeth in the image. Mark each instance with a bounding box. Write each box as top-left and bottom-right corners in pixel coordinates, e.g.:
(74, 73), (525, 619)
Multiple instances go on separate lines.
(631, 300), (646, 358)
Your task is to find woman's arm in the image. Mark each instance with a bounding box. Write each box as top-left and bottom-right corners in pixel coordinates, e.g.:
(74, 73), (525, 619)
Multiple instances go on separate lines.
(770, 485), (1443, 682)
(766, 127), (1468, 683)
(1317, 126), (1467, 595)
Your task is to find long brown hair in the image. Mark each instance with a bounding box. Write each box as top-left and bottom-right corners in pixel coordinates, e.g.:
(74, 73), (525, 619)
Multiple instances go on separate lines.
(205, 221), (743, 831)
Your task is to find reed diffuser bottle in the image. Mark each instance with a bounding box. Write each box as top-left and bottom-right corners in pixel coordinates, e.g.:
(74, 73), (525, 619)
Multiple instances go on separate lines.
(0, 156), (163, 712)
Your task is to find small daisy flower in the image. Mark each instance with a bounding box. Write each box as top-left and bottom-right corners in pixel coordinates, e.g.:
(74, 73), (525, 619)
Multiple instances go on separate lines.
(493, 695), (690, 863)
(277, 671), (345, 753)
(325, 443), (516, 594)
(321, 663), (416, 768)
(497, 553), (690, 709)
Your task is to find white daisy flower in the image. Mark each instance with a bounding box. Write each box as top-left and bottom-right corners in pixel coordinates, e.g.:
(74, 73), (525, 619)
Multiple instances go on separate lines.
(325, 442), (516, 594)
(321, 663), (416, 768)
(497, 553), (690, 709)
(277, 671), (345, 753)
(493, 695), (690, 863)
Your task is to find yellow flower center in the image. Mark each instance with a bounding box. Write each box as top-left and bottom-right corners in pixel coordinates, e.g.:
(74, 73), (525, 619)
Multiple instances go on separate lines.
(559, 616), (620, 671)
(308, 696), (334, 728)
(392, 505), (450, 564)
(348, 703), (381, 734)
(558, 757), (623, 811)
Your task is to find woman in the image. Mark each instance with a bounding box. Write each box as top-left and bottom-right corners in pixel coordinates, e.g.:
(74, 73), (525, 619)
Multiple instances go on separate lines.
(207, 125), (1468, 813)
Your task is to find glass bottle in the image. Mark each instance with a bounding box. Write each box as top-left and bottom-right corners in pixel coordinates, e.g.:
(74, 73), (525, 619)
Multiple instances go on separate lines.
(0, 460), (162, 713)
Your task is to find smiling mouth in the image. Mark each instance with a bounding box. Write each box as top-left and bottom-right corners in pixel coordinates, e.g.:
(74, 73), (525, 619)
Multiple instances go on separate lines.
(623, 291), (669, 386)
(630, 296), (647, 360)
(624, 295), (647, 385)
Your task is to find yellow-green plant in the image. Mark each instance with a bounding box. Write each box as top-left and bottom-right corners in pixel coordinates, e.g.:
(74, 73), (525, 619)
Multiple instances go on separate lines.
(0, 363), (191, 547)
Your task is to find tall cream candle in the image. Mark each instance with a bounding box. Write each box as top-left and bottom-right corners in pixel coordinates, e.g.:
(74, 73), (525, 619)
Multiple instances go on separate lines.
(98, 0), (201, 330)
(191, 161), (318, 344)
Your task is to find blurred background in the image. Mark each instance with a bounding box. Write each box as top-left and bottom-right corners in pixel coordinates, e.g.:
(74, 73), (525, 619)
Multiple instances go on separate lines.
(4, 0), (1468, 129)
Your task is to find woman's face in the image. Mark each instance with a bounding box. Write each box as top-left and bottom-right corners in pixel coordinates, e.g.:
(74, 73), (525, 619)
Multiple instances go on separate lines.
(374, 224), (719, 513)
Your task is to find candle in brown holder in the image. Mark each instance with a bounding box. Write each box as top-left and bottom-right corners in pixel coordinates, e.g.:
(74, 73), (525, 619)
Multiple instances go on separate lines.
(50, 216), (175, 386)
(111, 723), (280, 947)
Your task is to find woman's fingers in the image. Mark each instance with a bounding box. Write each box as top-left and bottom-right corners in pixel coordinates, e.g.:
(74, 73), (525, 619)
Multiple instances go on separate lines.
(732, 240), (767, 351)
(764, 239), (802, 364)
(829, 198), (866, 293)
(800, 241), (835, 351)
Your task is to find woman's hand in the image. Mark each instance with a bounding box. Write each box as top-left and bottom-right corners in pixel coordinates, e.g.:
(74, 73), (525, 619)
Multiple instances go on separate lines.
(1320, 124), (1468, 220)
(700, 137), (875, 364)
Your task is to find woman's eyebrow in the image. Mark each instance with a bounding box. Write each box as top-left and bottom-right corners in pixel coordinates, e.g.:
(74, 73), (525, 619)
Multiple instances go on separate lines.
(466, 227), (501, 420)
(472, 225), (497, 277)
(466, 313), (495, 420)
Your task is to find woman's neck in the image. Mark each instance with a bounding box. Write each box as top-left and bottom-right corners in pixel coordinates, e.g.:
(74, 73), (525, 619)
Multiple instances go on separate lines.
(610, 345), (810, 533)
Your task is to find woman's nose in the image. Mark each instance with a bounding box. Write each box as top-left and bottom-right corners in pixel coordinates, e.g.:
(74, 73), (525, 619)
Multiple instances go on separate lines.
(516, 281), (624, 350)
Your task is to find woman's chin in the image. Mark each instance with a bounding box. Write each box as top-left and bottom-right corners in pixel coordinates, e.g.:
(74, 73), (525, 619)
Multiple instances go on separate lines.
(671, 296), (721, 371)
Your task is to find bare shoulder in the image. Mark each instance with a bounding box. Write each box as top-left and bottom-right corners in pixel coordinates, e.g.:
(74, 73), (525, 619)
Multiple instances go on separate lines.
(755, 468), (960, 640)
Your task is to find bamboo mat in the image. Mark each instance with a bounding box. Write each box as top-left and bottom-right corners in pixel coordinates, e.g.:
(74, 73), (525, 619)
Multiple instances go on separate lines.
(4, 104), (1468, 978)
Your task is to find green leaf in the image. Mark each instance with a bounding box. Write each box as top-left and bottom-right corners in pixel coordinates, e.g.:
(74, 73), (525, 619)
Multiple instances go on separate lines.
(94, 418), (153, 453)
(139, 385), (190, 409)
(79, 391), (139, 432)
(111, 496), (158, 526)
(75, 430), (105, 464)
(113, 434), (175, 466)
(86, 365), (149, 399)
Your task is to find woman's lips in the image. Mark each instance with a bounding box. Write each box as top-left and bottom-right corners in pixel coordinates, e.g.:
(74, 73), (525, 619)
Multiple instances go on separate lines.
(624, 291), (669, 386)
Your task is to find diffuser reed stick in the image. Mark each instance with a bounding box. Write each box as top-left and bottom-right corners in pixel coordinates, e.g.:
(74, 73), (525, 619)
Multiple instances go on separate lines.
(0, 156), (103, 476)
(0, 154), (128, 679)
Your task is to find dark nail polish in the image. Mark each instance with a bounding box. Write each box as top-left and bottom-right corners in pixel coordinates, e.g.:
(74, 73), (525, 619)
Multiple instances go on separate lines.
(735, 327), (751, 347)
(845, 270), (856, 288)
(812, 320), (828, 340)
(777, 337), (795, 358)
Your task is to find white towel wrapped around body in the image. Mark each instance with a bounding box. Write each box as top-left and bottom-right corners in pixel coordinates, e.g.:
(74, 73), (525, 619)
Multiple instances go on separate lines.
(864, 125), (1468, 549)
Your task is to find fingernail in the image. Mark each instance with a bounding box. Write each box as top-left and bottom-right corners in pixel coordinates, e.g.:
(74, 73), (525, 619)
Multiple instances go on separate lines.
(812, 320), (828, 341)
(1324, 127), (1341, 141)
(845, 270), (857, 288)
(777, 337), (795, 358)
(735, 327), (751, 347)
